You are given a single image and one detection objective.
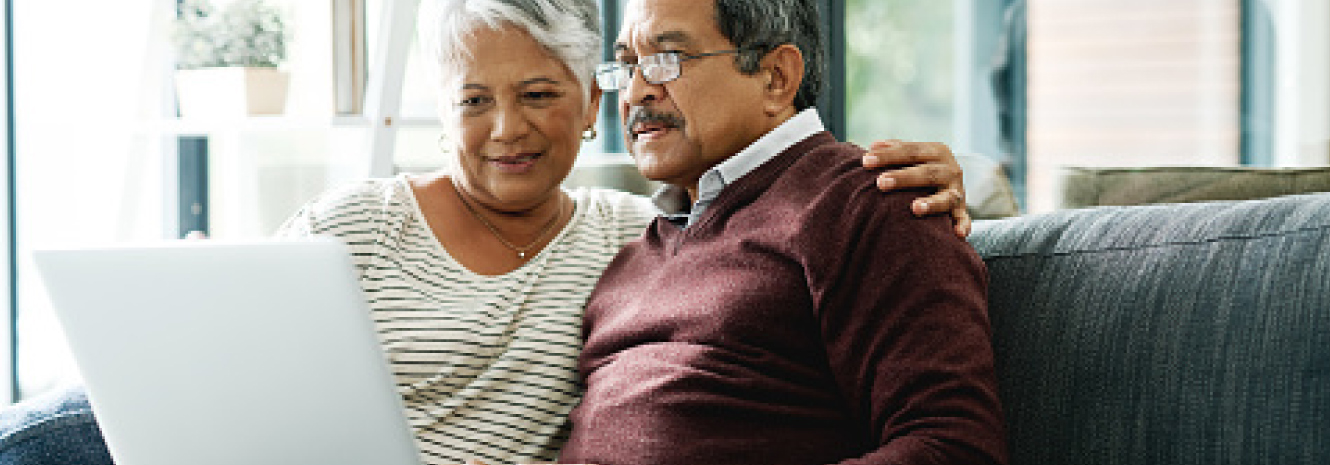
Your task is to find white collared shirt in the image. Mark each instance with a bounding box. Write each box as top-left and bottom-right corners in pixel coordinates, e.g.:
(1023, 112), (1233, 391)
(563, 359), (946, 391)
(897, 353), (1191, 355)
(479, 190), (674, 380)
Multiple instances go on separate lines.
(653, 108), (827, 227)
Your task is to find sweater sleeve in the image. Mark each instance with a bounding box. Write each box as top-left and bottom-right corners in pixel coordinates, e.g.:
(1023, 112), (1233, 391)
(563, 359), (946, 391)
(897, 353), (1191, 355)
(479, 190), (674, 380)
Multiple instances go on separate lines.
(801, 182), (1007, 465)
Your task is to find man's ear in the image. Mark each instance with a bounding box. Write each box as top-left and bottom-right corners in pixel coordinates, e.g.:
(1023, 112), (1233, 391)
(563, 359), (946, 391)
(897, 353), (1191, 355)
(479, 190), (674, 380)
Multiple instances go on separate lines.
(761, 44), (805, 117)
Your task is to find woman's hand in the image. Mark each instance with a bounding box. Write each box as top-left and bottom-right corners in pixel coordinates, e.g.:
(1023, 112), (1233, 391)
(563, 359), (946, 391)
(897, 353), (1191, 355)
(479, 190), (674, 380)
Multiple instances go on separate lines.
(862, 140), (970, 238)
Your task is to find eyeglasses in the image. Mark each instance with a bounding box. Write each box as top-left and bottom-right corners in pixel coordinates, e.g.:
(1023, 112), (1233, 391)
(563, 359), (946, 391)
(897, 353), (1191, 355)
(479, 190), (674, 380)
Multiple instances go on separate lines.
(595, 50), (741, 91)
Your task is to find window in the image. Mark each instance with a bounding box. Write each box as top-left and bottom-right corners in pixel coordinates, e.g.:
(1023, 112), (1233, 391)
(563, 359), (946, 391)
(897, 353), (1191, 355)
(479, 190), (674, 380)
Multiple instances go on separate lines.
(843, 0), (1012, 201)
(1025, 0), (1243, 212)
(844, 0), (1323, 213)
(0, 0), (12, 405)
(845, 0), (956, 148)
(10, 0), (369, 401)
(13, 1), (164, 400)
(365, 0), (447, 174)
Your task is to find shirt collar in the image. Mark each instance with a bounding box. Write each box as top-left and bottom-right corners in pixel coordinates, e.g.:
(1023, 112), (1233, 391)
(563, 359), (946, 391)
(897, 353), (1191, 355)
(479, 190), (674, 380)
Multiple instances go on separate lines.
(651, 108), (826, 215)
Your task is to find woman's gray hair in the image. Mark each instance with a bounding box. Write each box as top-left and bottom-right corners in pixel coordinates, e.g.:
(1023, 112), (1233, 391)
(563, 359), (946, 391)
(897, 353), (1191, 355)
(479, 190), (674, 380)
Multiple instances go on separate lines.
(417, 0), (602, 107)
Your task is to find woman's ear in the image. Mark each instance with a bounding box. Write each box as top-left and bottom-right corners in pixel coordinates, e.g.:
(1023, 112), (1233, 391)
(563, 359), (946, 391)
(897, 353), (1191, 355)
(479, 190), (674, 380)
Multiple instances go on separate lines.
(761, 44), (804, 117)
(584, 87), (604, 130)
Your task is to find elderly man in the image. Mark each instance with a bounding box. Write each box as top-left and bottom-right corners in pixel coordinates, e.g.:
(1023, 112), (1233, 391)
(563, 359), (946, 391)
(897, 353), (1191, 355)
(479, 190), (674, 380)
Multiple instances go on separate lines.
(559, 1), (1007, 465)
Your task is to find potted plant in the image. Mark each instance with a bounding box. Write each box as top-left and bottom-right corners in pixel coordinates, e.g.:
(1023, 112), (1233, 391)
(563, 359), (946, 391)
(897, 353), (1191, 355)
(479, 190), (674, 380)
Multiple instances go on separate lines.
(171, 0), (290, 117)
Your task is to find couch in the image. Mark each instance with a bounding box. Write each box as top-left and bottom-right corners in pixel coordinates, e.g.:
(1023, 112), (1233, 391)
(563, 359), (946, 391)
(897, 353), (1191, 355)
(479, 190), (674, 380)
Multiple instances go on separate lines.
(4, 190), (1327, 465)
(969, 191), (1330, 465)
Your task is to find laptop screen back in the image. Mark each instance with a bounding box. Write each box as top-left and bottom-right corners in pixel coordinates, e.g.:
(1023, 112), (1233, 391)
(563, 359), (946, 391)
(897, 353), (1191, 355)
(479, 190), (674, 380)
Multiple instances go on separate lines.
(33, 238), (421, 465)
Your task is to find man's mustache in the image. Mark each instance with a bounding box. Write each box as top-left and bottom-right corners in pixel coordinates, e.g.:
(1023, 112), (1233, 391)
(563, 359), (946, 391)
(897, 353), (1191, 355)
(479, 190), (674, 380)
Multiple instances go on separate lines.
(625, 106), (686, 140)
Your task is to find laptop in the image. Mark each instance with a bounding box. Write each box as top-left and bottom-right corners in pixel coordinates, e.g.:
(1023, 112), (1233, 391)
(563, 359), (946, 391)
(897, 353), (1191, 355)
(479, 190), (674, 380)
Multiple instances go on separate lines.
(33, 238), (423, 465)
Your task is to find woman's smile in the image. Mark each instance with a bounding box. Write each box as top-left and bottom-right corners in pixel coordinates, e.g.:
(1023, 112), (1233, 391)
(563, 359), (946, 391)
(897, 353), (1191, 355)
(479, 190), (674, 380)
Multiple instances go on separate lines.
(485, 151), (546, 174)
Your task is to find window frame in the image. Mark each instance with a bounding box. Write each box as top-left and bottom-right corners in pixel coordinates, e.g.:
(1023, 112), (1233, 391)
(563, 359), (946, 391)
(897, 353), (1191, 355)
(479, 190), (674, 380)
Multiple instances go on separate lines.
(1242, 0), (1275, 166)
(3, 0), (15, 404)
(816, 0), (846, 140)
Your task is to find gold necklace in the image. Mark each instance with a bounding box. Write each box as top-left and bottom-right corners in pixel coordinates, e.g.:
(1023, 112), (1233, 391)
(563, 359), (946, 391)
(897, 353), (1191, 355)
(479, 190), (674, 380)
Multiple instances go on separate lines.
(453, 182), (566, 260)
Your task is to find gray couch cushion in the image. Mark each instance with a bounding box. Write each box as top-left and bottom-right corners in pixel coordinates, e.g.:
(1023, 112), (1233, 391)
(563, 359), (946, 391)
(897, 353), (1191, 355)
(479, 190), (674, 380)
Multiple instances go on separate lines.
(0, 386), (114, 465)
(969, 192), (1330, 465)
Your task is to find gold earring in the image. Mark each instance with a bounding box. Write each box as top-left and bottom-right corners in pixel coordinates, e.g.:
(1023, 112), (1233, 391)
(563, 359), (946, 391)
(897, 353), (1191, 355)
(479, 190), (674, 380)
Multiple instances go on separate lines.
(582, 127), (598, 141)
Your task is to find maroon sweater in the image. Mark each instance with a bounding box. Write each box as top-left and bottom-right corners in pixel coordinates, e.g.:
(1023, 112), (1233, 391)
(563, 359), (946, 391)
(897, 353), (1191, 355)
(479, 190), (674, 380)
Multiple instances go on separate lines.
(560, 133), (1006, 465)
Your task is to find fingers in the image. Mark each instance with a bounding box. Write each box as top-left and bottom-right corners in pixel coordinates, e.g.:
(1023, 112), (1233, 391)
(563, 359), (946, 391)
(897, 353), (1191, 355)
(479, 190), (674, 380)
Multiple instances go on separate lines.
(952, 206), (973, 238)
(865, 140), (962, 193)
(862, 140), (950, 168)
(911, 188), (963, 216)
(861, 139), (971, 238)
(875, 163), (961, 191)
(911, 189), (972, 238)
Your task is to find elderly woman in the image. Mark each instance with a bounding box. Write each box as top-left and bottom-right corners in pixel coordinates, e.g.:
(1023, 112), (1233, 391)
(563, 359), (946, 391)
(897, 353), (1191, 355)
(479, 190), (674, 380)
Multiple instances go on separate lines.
(0, 0), (971, 464)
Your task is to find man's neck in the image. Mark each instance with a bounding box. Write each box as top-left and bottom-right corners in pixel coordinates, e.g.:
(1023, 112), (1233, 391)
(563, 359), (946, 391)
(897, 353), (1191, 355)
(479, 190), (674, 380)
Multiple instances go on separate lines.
(680, 110), (799, 202)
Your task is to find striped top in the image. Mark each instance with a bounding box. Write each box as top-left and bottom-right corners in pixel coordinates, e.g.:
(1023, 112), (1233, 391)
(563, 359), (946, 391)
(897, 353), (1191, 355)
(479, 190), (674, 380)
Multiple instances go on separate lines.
(275, 175), (658, 464)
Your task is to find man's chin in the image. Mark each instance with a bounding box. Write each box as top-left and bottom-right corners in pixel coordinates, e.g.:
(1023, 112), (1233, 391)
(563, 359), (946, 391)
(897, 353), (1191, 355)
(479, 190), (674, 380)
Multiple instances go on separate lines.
(631, 157), (670, 182)
(627, 156), (674, 183)
(629, 141), (700, 183)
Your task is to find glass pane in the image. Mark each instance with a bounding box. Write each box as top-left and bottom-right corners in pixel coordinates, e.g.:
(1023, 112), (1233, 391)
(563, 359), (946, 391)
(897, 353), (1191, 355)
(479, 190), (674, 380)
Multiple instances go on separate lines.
(1025, 0), (1241, 212)
(13, 0), (367, 401)
(14, 1), (165, 398)
(364, 0), (438, 120)
(396, 16), (441, 119)
(844, 0), (955, 148)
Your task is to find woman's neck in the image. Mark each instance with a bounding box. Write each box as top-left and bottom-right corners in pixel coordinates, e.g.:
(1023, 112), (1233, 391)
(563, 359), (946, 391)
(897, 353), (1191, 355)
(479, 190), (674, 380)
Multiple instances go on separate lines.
(409, 173), (573, 276)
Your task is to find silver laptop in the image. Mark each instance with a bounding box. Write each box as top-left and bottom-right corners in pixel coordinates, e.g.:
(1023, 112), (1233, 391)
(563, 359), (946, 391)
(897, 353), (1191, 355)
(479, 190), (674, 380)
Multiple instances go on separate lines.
(33, 238), (422, 465)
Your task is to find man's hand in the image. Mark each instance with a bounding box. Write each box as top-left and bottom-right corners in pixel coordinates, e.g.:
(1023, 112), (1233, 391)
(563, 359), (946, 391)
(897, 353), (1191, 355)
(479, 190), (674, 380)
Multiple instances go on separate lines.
(861, 140), (970, 238)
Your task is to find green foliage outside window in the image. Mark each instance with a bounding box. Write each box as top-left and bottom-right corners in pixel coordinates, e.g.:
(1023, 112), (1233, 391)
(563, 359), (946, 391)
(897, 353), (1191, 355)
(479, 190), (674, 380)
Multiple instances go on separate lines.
(172, 0), (287, 69)
(844, 0), (954, 147)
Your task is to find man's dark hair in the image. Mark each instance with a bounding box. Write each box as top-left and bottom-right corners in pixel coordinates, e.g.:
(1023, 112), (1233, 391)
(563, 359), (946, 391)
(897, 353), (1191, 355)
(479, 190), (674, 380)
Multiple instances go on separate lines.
(714, 0), (825, 111)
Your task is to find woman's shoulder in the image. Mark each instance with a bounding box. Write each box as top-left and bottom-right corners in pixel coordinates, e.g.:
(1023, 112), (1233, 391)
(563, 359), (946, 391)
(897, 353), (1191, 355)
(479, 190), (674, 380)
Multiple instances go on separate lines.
(278, 177), (414, 238)
(567, 187), (660, 230)
(303, 177), (410, 217)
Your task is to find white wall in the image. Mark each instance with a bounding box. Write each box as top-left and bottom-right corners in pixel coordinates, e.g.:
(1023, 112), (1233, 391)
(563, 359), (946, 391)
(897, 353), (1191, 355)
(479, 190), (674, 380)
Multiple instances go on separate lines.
(1300, 0), (1330, 165)
(1272, 0), (1330, 166)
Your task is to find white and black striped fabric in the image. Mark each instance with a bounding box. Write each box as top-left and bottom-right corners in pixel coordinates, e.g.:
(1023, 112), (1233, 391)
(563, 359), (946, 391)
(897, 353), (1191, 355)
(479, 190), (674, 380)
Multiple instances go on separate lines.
(276, 176), (657, 464)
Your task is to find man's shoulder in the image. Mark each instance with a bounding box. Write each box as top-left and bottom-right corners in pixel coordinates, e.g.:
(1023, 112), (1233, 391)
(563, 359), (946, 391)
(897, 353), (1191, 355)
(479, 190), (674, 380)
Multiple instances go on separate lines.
(781, 134), (869, 184)
(769, 138), (968, 278)
(777, 136), (921, 219)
